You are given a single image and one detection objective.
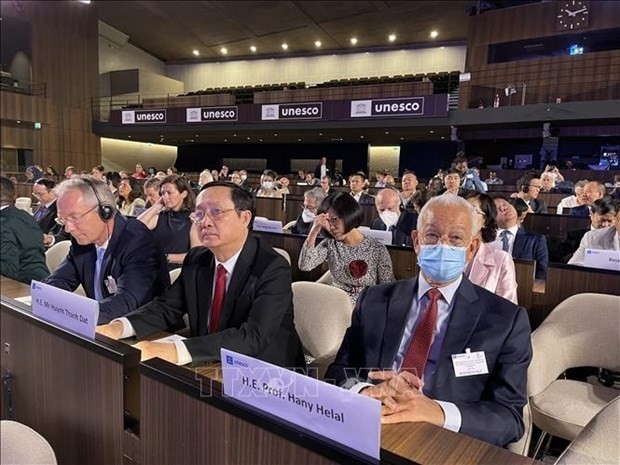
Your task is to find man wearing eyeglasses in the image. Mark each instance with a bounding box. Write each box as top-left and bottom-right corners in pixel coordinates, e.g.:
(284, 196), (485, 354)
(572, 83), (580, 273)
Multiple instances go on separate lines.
(97, 182), (306, 370)
(0, 176), (49, 284)
(514, 174), (547, 214)
(32, 178), (59, 235)
(291, 187), (326, 235)
(42, 176), (169, 323)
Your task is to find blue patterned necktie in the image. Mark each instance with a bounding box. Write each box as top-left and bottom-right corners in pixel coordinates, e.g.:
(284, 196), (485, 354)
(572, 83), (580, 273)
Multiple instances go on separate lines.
(500, 230), (511, 252)
(94, 248), (105, 301)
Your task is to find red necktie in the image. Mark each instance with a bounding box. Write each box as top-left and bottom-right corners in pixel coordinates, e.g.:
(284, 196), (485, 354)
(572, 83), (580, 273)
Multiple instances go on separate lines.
(401, 288), (442, 377)
(209, 264), (227, 333)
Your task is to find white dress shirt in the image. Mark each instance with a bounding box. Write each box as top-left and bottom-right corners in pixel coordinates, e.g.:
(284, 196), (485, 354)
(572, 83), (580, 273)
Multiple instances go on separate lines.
(491, 225), (519, 254)
(556, 195), (579, 214)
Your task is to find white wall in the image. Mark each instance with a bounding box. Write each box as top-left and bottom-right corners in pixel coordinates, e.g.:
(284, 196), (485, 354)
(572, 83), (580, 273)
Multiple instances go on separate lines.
(99, 36), (166, 76)
(101, 138), (176, 173)
(167, 46), (466, 91)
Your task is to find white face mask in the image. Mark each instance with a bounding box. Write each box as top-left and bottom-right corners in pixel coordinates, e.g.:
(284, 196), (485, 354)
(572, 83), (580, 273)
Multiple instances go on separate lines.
(262, 181), (273, 189)
(379, 210), (399, 228)
(301, 209), (315, 223)
(241, 175), (247, 181)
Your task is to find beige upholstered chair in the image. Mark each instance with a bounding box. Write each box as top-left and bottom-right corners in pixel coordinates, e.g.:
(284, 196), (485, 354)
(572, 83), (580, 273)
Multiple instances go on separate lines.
(555, 396), (620, 465)
(273, 247), (291, 264)
(15, 197), (32, 214)
(507, 403), (533, 456)
(169, 267), (182, 285)
(528, 293), (620, 456)
(292, 281), (353, 379)
(45, 240), (71, 273)
(282, 220), (296, 231)
(1, 420), (57, 465)
(316, 270), (332, 285)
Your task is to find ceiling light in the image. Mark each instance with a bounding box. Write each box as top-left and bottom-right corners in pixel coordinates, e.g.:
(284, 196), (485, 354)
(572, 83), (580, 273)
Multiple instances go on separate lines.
(220, 47), (227, 55)
(224, 139), (228, 142)
(315, 40), (322, 48)
(274, 133), (278, 136)
(430, 30), (439, 39)
(192, 50), (200, 56)
(259, 139), (263, 142)
(441, 136), (445, 140)
(429, 130), (435, 134)
(360, 135), (364, 139)
(281, 43), (288, 50)
(79, 0), (91, 4)
(350, 37), (358, 45)
(250, 45), (257, 52)
(298, 138), (302, 142)
(384, 131), (389, 135)
(388, 34), (396, 42)
(319, 132), (323, 136)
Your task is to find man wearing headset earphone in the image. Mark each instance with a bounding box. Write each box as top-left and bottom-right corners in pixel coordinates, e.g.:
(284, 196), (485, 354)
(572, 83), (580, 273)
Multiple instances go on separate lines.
(515, 173), (547, 214)
(42, 176), (170, 324)
(370, 187), (417, 247)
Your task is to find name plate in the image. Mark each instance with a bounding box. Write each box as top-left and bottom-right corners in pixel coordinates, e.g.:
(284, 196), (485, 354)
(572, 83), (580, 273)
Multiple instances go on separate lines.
(584, 248), (620, 271)
(221, 349), (381, 461)
(31, 280), (99, 339)
(253, 218), (283, 233)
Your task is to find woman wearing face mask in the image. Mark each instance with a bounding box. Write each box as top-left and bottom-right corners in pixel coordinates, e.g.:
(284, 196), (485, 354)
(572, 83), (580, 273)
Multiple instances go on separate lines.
(256, 169), (282, 198)
(461, 191), (518, 304)
(291, 188), (326, 235)
(137, 174), (199, 269)
(299, 192), (395, 304)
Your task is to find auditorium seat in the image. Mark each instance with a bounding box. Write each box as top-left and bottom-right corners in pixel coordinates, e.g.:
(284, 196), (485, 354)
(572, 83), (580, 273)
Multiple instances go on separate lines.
(45, 240), (71, 273)
(1, 420), (57, 465)
(554, 396), (619, 465)
(273, 247), (291, 264)
(282, 220), (296, 231)
(527, 293), (620, 457)
(292, 282), (353, 379)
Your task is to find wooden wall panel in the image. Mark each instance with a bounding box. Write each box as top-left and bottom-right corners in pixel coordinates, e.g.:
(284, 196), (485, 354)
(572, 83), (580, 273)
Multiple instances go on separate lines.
(0, 1), (100, 172)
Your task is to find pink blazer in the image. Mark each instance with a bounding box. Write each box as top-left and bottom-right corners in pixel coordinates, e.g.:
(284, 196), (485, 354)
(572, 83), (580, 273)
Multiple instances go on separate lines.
(467, 243), (518, 305)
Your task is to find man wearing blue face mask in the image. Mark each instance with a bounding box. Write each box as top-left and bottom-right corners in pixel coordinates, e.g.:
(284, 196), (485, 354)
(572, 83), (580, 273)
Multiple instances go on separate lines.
(325, 194), (532, 448)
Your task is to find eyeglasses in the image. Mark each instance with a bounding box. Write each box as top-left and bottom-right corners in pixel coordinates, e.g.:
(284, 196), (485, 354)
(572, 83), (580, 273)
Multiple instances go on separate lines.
(421, 232), (468, 248)
(55, 205), (98, 227)
(326, 216), (341, 226)
(302, 204), (317, 213)
(190, 208), (237, 223)
(32, 191), (47, 198)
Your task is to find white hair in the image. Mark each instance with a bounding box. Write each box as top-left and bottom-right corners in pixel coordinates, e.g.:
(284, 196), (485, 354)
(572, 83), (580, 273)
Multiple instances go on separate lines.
(417, 194), (478, 237)
(54, 175), (116, 212)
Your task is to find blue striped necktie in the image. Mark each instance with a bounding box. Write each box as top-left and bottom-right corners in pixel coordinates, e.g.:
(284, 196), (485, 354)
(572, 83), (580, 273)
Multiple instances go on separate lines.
(94, 248), (105, 301)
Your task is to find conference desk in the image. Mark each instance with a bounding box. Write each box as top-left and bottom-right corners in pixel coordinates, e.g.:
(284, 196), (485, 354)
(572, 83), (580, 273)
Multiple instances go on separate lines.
(1, 276), (541, 465)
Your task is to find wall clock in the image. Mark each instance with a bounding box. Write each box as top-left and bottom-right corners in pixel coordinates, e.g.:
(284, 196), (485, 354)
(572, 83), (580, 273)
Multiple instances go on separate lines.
(556, 0), (590, 31)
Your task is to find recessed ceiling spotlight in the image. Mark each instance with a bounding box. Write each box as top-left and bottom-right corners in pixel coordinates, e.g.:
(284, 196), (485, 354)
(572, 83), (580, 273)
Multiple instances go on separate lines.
(429, 130), (435, 134)
(128, 135), (131, 138)
(192, 49), (200, 56)
(224, 139), (228, 142)
(298, 138), (302, 142)
(319, 132), (323, 136)
(247, 136), (251, 140)
(315, 40), (322, 48)
(195, 135), (199, 137)
(388, 34), (396, 42)
(384, 131), (389, 135)
(259, 139), (263, 142)
(274, 133), (278, 136)
(250, 45), (257, 52)
(441, 136), (445, 140)
(360, 135), (364, 139)
(220, 47), (227, 55)
(350, 37), (358, 45)
(400, 137), (405, 140)
(430, 30), (439, 39)
(233, 134), (237, 137)
(281, 43), (288, 50)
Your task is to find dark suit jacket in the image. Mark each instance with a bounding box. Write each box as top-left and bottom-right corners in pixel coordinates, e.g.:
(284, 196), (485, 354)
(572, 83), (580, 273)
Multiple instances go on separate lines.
(43, 215), (169, 324)
(529, 198), (548, 214)
(0, 205), (50, 284)
(512, 228), (549, 279)
(370, 210), (417, 247)
(325, 276), (532, 447)
(355, 192), (375, 205)
(125, 236), (305, 368)
(314, 164), (329, 180)
(290, 213), (312, 236)
(34, 201), (58, 234)
(569, 205), (590, 217)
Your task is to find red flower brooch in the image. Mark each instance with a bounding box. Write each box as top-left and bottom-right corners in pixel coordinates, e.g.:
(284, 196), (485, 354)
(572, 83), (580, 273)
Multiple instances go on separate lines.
(349, 260), (368, 279)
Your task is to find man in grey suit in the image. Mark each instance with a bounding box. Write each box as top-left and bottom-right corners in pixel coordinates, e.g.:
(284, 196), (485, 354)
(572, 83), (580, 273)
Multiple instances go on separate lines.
(568, 199), (620, 267)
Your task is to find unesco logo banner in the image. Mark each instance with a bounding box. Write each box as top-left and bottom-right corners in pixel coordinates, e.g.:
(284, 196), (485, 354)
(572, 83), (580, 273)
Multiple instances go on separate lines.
(186, 106), (238, 123)
(122, 109), (167, 124)
(350, 97), (425, 118)
(261, 102), (323, 121)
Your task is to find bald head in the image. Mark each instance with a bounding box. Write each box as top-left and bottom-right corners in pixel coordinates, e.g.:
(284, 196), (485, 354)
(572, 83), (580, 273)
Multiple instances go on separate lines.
(375, 188), (402, 215)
